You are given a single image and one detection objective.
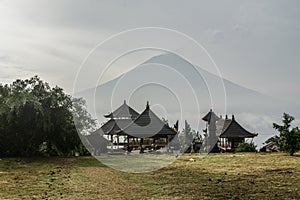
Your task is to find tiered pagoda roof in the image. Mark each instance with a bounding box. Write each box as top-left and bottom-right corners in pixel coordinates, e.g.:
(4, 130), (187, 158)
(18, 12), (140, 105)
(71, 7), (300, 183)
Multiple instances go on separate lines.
(117, 102), (177, 138)
(97, 118), (134, 135)
(96, 100), (139, 136)
(219, 115), (258, 138)
(104, 100), (139, 119)
(202, 109), (220, 124)
(203, 110), (257, 138)
(85, 132), (109, 147)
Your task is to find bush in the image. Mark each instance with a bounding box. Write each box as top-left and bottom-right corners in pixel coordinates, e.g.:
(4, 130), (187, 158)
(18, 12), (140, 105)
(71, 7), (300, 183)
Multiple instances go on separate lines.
(235, 142), (257, 152)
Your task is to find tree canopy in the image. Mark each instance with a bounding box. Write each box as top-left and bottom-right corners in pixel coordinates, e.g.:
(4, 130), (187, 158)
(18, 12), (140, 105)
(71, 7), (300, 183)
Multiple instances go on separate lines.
(266, 113), (300, 156)
(0, 76), (96, 157)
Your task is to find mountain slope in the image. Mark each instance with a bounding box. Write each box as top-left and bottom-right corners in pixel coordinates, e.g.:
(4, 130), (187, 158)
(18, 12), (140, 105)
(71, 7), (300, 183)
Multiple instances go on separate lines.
(77, 53), (277, 118)
(75, 53), (288, 147)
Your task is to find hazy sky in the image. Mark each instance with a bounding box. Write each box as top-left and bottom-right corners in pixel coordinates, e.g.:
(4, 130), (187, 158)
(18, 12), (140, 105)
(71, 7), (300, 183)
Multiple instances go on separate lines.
(0, 0), (299, 101)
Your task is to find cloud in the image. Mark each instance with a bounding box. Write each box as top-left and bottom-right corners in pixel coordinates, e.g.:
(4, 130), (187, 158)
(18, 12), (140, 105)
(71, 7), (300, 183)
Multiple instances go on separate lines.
(0, 0), (299, 102)
(235, 113), (280, 148)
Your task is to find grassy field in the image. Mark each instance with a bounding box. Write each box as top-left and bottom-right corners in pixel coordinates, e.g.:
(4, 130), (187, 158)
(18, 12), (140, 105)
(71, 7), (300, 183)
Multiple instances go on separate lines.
(0, 153), (299, 200)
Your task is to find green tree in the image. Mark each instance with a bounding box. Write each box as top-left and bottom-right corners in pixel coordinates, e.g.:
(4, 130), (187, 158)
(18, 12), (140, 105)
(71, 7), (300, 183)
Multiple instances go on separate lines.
(270, 113), (300, 156)
(0, 76), (95, 157)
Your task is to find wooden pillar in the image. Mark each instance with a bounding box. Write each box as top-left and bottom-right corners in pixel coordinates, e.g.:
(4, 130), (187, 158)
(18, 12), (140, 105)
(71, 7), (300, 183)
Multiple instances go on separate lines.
(221, 138), (223, 148)
(226, 138), (228, 149)
(127, 136), (130, 151)
(110, 134), (113, 152)
(117, 134), (120, 149)
(140, 138), (144, 153)
(220, 138), (222, 148)
(167, 136), (170, 152)
(226, 138), (228, 150)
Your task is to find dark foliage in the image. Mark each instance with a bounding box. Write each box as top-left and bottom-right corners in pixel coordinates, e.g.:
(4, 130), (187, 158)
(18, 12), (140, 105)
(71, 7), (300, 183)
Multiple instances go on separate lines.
(267, 113), (300, 156)
(0, 76), (96, 157)
(235, 142), (257, 152)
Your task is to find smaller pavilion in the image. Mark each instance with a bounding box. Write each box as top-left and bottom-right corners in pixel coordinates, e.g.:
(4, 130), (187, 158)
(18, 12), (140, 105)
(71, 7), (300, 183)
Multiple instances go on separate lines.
(202, 110), (258, 152)
(217, 115), (258, 151)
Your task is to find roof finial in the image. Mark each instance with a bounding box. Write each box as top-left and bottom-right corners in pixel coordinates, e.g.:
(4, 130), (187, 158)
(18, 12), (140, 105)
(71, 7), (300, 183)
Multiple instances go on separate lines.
(225, 115), (228, 120)
(232, 114), (235, 120)
(146, 101), (149, 109)
(210, 108), (212, 112)
(124, 100), (126, 104)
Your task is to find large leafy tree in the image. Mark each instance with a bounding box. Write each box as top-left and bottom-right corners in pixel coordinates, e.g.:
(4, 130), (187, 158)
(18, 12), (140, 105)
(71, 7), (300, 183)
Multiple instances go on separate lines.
(268, 113), (300, 156)
(0, 76), (95, 157)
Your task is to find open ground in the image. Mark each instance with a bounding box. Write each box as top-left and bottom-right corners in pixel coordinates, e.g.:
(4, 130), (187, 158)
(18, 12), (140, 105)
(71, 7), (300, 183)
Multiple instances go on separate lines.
(0, 153), (299, 200)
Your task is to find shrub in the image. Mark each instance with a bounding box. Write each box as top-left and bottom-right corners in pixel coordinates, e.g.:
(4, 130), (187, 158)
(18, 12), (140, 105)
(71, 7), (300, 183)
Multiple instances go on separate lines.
(235, 142), (257, 152)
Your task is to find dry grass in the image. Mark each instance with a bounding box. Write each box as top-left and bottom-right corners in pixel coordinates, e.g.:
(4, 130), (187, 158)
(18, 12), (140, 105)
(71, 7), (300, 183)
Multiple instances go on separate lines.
(0, 153), (299, 199)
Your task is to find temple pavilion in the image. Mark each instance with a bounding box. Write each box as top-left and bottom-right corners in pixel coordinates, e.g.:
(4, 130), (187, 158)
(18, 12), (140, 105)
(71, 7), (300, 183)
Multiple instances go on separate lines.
(202, 109), (258, 152)
(97, 100), (178, 152)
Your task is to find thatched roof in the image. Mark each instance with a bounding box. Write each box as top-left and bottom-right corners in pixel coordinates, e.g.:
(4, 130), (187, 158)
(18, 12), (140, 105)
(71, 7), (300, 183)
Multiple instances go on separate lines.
(202, 109), (220, 124)
(117, 102), (177, 138)
(85, 132), (109, 149)
(219, 115), (258, 138)
(104, 100), (139, 119)
(97, 118), (134, 135)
